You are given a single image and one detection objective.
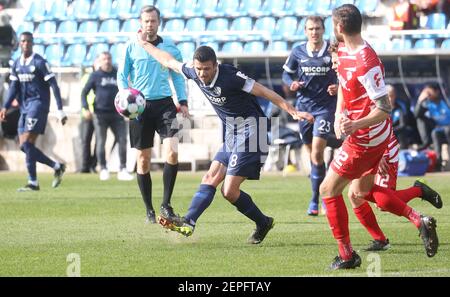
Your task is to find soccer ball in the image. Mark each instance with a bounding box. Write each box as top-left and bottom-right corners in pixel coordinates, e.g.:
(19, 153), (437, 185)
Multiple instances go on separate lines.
(114, 88), (146, 119)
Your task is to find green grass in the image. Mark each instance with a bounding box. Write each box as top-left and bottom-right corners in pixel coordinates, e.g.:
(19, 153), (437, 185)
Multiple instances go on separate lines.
(0, 171), (449, 276)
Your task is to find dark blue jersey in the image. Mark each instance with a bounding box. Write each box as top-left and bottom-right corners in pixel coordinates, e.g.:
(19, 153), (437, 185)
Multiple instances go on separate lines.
(282, 41), (337, 115)
(5, 53), (63, 113)
(181, 63), (267, 150)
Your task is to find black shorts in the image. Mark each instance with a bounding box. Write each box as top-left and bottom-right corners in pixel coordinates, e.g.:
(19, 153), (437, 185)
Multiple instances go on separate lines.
(129, 97), (178, 149)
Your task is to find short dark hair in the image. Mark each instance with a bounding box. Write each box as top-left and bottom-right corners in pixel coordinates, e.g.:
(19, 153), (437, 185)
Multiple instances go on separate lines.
(193, 46), (217, 64)
(305, 16), (324, 29)
(20, 31), (33, 40)
(425, 83), (440, 91)
(332, 4), (362, 35)
(140, 5), (161, 20)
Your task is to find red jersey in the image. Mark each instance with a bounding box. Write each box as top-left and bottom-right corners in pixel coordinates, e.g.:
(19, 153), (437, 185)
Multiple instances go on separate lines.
(337, 42), (391, 148)
(375, 133), (400, 189)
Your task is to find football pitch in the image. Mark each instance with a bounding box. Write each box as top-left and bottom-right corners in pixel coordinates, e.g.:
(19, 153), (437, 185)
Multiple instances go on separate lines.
(0, 171), (449, 277)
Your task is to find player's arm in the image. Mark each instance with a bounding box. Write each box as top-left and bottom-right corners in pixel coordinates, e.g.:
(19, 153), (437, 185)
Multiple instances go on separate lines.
(0, 76), (20, 121)
(117, 45), (132, 90)
(169, 47), (190, 117)
(250, 82), (313, 123)
(81, 73), (96, 120)
(136, 31), (183, 74)
(334, 85), (345, 139)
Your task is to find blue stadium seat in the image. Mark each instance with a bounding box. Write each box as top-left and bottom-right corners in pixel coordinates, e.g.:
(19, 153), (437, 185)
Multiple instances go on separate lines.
(175, 0), (200, 18)
(287, 17), (307, 42)
(47, 0), (69, 21)
(215, 0), (240, 17)
(84, 43), (110, 67)
(270, 41), (288, 52)
(90, 0), (113, 20)
(34, 21), (57, 44)
(229, 17), (254, 42)
(203, 18), (230, 42)
(15, 22), (34, 37)
(77, 21), (100, 43)
(71, 0), (93, 21)
(129, 0), (149, 18)
(98, 19), (121, 42)
(244, 41), (265, 53)
(177, 42), (196, 61)
(273, 16), (298, 41)
(253, 17), (277, 41)
(195, 0), (219, 18)
(186, 17), (206, 32)
(221, 41), (244, 53)
(44, 44), (64, 66)
(425, 13), (447, 29)
(357, 0), (379, 15)
(200, 41), (220, 52)
(441, 39), (450, 49)
(391, 38), (413, 50)
(24, 0), (47, 22)
(57, 20), (78, 44)
(311, 0), (332, 15)
(333, 0), (354, 9)
(260, 0), (288, 17)
(323, 17), (333, 40)
(61, 44), (87, 66)
(158, 0), (179, 18)
(163, 19), (188, 42)
(110, 0), (134, 19)
(239, 0), (265, 17)
(121, 18), (140, 33)
(414, 39), (436, 49)
(33, 44), (46, 57)
(287, 0), (313, 16)
(110, 42), (127, 65)
(292, 41), (305, 49)
(9, 49), (21, 64)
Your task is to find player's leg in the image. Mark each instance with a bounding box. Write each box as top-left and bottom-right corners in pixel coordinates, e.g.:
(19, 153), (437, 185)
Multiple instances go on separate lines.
(349, 176), (389, 251)
(93, 114), (109, 180)
(110, 114), (133, 181)
(221, 175), (274, 244)
(320, 169), (360, 268)
(310, 136), (328, 215)
(130, 108), (156, 223)
(18, 130), (40, 191)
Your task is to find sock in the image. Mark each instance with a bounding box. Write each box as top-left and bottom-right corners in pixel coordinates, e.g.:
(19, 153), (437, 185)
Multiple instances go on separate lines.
(309, 162), (326, 205)
(323, 195), (353, 261)
(371, 185), (421, 228)
(162, 163), (178, 207)
(395, 186), (422, 203)
(21, 142), (37, 182)
(53, 162), (61, 170)
(137, 173), (153, 212)
(353, 202), (387, 242)
(185, 184), (216, 224)
(21, 141), (56, 169)
(233, 191), (269, 227)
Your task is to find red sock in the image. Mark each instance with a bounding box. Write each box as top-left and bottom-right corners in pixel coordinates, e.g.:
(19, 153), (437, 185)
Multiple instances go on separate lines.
(323, 195), (353, 260)
(404, 207), (422, 228)
(353, 202), (386, 242)
(395, 186), (422, 203)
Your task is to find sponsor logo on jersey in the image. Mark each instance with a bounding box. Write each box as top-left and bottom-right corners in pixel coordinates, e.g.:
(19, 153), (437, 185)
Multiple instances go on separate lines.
(18, 73), (35, 82)
(206, 94), (227, 106)
(101, 77), (118, 87)
(301, 66), (331, 76)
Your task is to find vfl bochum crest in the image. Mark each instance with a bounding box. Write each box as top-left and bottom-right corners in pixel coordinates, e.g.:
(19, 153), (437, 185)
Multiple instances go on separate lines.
(27, 118), (38, 131)
(211, 86), (222, 97)
(323, 56), (331, 64)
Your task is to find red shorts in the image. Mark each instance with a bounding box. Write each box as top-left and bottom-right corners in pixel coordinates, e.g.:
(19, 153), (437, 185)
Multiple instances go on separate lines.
(375, 160), (398, 190)
(331, 138), (389, 180)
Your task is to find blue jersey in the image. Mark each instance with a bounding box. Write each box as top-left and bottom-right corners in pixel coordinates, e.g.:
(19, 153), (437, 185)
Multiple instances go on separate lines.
(426, 99), (450, 127)
(117, 36), (187, 102)
(283, 41), (337, 115)
(181, 63), (267, 151)
(5, 53), (63, 113)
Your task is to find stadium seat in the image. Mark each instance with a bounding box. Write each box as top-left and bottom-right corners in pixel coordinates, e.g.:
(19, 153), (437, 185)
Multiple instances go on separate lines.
(98, 19), (121, 42)
(129, 0), (149, 18)
(61, 44), (87, 66)
(195, 0), (219, 18)
(34, 21), (57, 44)
(57, 20), (78, 44)
(287, 0), (313, 16)
(357, 0), (379, 15)
(44, 44), (64, 66)
(244, 41), (266, 53)
(215, 0), (240, 17)
(200, 41), (220, 52)
(158, 0), (179, 18)
(175, 0), (200, 18)
(24, 0), (47, 22)
(221, 41), (244, 53)
(177, 42), (196, 61)
(333, 0), (354, 9)
(229, 17), (254, 41)
(203, 18), (229, 42)
(260, 0), (289, 17)
(414, 39), (436, 49)
(253, 17), (277, 41)
(33, 44), (46, 57)
(84, 43), (110, 67)
(110, 42), (127, 65)
(391, 38), (413, 50)
(441, 39), (450, 49)
(425, 13), (447, 29)
(121, 19), (140, 33)
(164, 19), (186, 32)
(239, 0), (265, 17)
(71, 0), (93, 21)
(46, 0), (69, 21)
(186, 17), (207, 32)
(77, 21), (100, 44)
(310, 0), (332, 15)
(270, 41), (288, 51)
(273, 16), (298, 41)
(15, 22), (34, 37)
(288, 17), (307, 42)
(90, 0), (113, 20)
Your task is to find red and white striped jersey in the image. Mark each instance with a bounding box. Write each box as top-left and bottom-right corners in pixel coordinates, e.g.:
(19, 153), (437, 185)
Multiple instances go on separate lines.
(337, 41), (391, 148)
(384, 133), (400, 164)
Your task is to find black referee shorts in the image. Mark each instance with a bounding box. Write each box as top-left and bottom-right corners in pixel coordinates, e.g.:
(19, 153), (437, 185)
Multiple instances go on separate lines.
(129, 97), (179, 149)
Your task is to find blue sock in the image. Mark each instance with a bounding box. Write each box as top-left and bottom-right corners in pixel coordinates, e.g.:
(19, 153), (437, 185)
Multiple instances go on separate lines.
(185, 184), (216, 224)
(21, 142), (37, 182)
(21, 141), (56, 169)
(233, 191), (268, 227)
(310, 162), (326, 205)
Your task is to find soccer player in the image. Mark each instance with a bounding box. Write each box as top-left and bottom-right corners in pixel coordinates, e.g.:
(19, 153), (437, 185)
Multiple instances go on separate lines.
(329, 42), (442, 252)
(0, 32), (67, 191)
(136, 35), (313, 243)
(320, 4), (439, 270)
(282, 16), (338, 216)
(117, 5), (190, 224)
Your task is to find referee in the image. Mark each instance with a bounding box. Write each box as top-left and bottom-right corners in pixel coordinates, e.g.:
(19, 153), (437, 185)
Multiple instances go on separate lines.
(117, 5), (189, 224)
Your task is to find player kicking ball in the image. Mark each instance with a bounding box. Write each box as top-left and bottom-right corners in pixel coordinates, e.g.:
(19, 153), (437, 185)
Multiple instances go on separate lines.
(136, 31), (313, 244)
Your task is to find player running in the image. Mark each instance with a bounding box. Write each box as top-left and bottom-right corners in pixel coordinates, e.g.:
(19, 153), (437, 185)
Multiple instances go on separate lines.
(0, 32), (67, 191)
(320, 4), (440, 270)
(282, 16), (338, 216)
(136, 33), (313, 244)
